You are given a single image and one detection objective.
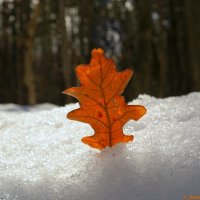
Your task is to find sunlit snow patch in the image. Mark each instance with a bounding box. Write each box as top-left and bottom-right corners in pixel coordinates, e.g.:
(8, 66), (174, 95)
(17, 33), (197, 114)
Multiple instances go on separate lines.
(0, 93), (200, 200)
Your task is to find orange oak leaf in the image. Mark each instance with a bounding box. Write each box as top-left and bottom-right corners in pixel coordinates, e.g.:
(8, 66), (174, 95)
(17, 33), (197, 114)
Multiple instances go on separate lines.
(63, 48), (147, 150)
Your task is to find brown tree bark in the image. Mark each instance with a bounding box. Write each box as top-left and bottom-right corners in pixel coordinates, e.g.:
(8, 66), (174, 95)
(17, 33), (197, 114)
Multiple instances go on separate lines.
(184, 0), (200, 91)
(23, 2), (41, 104)
(56, 0), (74, 103)
(132, 0), (153, 96)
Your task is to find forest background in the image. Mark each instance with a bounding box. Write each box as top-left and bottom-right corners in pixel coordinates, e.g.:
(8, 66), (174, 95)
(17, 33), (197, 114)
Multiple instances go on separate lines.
(0, 0), (200, 105)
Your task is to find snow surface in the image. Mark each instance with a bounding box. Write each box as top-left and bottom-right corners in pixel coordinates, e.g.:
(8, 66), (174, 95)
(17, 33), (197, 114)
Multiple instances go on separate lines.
(0, 93), (200, 200)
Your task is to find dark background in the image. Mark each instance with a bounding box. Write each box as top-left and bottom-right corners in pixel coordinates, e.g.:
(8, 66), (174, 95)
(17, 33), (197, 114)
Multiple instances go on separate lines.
(0, 0), (200, 105)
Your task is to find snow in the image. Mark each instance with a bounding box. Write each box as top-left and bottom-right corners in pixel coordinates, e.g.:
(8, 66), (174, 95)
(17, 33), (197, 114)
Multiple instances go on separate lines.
(0, 92), (200, 200)
(0, 103), (57, 113)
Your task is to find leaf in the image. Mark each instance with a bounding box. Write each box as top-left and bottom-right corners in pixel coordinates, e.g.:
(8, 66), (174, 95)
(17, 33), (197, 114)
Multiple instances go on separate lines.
(63, 48), (147, 150)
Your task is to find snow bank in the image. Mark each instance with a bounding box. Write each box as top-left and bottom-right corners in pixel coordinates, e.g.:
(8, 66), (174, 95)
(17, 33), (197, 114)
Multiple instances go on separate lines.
(0, 93), (200, 200)
(0, 103), (57, 113)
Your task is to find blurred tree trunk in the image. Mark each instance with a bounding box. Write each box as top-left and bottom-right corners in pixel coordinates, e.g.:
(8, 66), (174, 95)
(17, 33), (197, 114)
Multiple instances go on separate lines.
(56, 0), (73, 103)
(164, 0), (191, 96)
(23, 2), (41, 104)
(12, 0), (21, 103)
(184, 0), (200, 91)
(135, 0), (153, 94)
(1, 1), (9, 102)
(167, 0), (183, 95)
(78, 0), (92, 60)
(152, 0), (168, 97)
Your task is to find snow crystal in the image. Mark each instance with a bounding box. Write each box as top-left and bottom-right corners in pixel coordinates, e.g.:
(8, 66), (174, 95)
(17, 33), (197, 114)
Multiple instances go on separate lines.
(0, 93), (200, 200)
